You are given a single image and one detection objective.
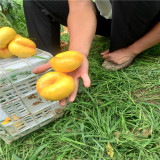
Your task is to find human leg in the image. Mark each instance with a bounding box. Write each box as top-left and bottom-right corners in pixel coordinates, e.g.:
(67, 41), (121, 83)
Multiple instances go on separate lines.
(103, 21), (160, 63)
(23, 0), (69, 55)
(102, 1), (160, 70)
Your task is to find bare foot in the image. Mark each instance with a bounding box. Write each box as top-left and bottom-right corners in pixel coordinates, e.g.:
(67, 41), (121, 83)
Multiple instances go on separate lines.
(101, 47), (139, 65)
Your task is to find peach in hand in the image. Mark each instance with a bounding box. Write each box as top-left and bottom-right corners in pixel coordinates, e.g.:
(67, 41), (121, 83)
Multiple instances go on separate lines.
(50, 51), (83, 72)
(36, 72), (75, 101)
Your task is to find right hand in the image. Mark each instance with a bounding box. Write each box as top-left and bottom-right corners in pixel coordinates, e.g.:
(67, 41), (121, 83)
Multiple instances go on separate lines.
(60, 55), (91, 106)
(32, 55), (91, 106)
(32, 61), (52, 74)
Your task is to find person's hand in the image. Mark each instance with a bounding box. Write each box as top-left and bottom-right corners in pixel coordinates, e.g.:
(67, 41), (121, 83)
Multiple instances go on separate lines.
(32, 61), (52, 74)
(32, 55), (91, 106)
(60, 55), (91, 106)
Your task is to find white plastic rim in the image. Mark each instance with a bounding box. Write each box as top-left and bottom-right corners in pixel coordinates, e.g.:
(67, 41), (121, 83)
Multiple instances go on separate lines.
(0, 108), (8, 121)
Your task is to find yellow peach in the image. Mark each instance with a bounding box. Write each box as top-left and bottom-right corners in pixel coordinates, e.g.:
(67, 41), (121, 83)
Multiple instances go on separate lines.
(0, 47), (13, 58)
(8, 37), (36, 58)
(0, 27), (16, 48)
(36, 72), (75, 101)
(50, 51), (83, 72)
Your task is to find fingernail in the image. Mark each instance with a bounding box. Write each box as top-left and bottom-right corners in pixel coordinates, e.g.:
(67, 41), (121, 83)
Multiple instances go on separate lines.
(69, 97), (75, 103)
(59, 101), (66, 106)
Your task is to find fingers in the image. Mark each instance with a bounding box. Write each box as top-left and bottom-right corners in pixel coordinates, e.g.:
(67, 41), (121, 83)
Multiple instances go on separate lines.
(101, 49), (109, 55)
(68, 78), (79, 102)
(59, 98), (67, 106)
(32, 61), (52, 74)
(81, 73), (91, 88)
(59, 74), (91, 106)
(68, 72), (91, 103)
(59, 78), (79, 106)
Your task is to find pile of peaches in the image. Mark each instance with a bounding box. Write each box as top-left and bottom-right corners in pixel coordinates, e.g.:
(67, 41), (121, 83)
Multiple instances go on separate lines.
(0, 27), (84, 101)
(0, 27), (36, 58)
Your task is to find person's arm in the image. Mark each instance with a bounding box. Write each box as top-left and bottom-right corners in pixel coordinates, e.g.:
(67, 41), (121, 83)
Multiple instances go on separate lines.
(68, 0), (97, 56)
(59, 0), (97, 106)
(33, 0), (97, 106)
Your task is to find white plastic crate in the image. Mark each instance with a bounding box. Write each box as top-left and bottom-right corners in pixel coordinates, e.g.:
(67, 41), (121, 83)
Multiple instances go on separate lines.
(0, 49), (66, 144)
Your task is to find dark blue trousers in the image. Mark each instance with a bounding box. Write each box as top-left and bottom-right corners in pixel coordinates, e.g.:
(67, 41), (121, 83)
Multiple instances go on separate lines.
(23, 0), (160, 55)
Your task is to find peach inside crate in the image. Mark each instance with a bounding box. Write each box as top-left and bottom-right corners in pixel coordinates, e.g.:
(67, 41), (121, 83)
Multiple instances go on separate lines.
(0, 49), (65, 144)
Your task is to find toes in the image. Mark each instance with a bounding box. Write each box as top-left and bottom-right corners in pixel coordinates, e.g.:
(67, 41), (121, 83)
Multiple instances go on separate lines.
(103, 54), (110, 59)
(101, 49), (109, 55)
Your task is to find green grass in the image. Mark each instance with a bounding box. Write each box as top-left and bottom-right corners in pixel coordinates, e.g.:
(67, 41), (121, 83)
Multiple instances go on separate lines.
(0, 1), (160, 160)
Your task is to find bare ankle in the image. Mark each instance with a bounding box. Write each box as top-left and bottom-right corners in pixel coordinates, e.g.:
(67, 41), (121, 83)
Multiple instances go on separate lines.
(128, 43), (143, 55)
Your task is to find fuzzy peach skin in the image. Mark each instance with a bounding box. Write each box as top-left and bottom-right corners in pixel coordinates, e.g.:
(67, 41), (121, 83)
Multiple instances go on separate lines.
(0, 47), (13, 58)
(8, 37), (36, 58)
(0, 27), (16, 48)
(50, 51), (83, 72)
(13, 34), (22, 40)
(36, 72), (75, 101)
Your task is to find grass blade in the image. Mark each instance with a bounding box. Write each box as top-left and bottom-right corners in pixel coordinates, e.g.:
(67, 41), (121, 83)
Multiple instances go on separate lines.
(29, 144), (48, 160)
